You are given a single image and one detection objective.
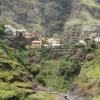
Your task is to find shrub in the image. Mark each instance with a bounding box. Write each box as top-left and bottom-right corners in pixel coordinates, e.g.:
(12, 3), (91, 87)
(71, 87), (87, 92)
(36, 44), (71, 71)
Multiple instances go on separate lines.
(58, 66), (66, 76)
(30, 64), (40, 77)
(86, 46), (94, 53)
(36, 76), (46, 86)
(86, 54), (94, 61)
(90, 40), (97, 49)
(0, 25), (5, 37)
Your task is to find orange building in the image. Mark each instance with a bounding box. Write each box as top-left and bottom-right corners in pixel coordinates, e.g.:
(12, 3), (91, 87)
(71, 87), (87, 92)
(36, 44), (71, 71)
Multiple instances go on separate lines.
(25, 32), (41, 39)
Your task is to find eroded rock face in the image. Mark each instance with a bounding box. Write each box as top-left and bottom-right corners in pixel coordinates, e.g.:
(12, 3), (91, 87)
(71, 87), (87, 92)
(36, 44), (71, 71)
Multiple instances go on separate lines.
(0, 0), (73, 34)
(64, 0), (100, 44)
(65, 85), (92, 100)
(0, 0), (100, 35)
(66, 92), (91, 100)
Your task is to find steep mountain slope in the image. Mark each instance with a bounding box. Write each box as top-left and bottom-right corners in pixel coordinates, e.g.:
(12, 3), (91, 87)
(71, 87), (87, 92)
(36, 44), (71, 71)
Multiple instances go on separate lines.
(0, 0), (100, 35)
(0, 44), (59, 99)
(0, 0), (71, 34)
(64, 0), (100, 40)
(68, 46), (100, 100)
(0, 0), (100, 99)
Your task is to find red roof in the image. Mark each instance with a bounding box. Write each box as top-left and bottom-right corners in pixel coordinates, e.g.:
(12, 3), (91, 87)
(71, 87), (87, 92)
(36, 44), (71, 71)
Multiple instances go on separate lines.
(30, 32), (41, 35)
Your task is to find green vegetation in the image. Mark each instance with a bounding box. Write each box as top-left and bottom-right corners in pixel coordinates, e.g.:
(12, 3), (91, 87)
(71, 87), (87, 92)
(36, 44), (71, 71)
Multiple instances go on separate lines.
(74, 46), (100, 99)
(64, 0), (100, 36)
(27, 91), (57, 100)
(0, 0), (100, 99)
(80, 0), (100, 9)
(0, 30), (99, 99)
(0, 25), (82, 99)
(93, 96), (100, 100)
(0, 0), (70, 33)
(0, 42), (60, 99)
(0, 0), (100, 34)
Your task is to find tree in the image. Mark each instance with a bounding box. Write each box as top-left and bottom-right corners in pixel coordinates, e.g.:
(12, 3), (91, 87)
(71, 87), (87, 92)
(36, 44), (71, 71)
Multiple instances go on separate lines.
(0, 24), (6, 38)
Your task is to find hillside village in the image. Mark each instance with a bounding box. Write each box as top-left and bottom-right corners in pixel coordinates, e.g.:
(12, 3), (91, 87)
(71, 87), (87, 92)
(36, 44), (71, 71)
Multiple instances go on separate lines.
(0, 23), (100, 100)
(4, 25), (62, 48)
(0, 0), (100, 100)
(4, 24), (100, 49)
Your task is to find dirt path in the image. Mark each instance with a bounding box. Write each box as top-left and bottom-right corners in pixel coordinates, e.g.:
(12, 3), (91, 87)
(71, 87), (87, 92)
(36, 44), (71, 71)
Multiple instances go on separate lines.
(37, 86), (89, 100)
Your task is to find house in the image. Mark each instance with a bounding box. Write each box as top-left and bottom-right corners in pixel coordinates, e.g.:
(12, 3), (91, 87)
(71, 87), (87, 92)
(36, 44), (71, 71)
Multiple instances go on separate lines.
(43, 38), (61, 48)
(48, 38), (60, 44)
(66, 25), (81, 44)
(31, 32), (41, 37)
(67, 31), (80, 44)
(16, 29), (28, 36)
(4, 25), (13, 31)
(89, 32), (97, 39)
(26, 40), (42, 48)
(89, 32), (100, 43)
(25, 32), (41, 40)
(95, 37), (100, 43)
(79, 40), (86, 45)
(17, 29), (28, 34)
(25, 32), (42, 48)
(31, 41), (42, 48)
(4, 25), (28, 36)
(52, 43), (61, 48)
(71, 37), (79, 44)
(4, 25), (16, 35)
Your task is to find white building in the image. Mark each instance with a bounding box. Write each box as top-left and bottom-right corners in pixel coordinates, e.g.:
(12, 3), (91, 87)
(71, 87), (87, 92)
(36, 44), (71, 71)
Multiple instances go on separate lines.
(89, 32), (97, 39)
(52, 43), (61, 48)
(4, 25), (28, 36)
(4, 25), (17, 35)
(95, 37), (100, 43)
(16, 29), (28, 35)
(79, 40), (86, 45)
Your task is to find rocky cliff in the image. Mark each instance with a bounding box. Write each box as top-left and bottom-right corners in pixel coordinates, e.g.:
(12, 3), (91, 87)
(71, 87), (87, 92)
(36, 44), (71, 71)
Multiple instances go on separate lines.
(0, 0), (100, 34)
(0, 0), (71, 34)
(64, 0), (100, 40)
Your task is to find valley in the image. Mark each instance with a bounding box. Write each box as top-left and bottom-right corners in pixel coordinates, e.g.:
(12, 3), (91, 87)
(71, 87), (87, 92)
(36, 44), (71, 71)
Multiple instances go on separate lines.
(0, 0), (100, 100)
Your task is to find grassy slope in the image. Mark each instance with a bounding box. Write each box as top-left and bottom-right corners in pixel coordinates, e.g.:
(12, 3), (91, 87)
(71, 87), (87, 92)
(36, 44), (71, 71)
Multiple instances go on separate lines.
(80, 0), (100, 9)
(0, 45), (33, 98)
(0, 17), (23, 29)
(36, 60), (72, 92)
(74, 46), (100, 100)
(27, 91), (57, 100)
(0, 45), (58, 99)
(64, 0), (100, 32)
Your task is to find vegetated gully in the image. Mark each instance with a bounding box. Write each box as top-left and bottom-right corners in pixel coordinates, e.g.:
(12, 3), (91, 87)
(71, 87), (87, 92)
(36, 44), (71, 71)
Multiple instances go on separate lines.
(35, 67), (82, 100)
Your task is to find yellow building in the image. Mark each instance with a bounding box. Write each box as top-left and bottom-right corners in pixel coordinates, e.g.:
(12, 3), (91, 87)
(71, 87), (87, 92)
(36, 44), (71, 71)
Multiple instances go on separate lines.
(26, 38), (61, 49)
(26, 40), (42, 49)
(42, 38), (61, 48)
(47, 38), (61, 45)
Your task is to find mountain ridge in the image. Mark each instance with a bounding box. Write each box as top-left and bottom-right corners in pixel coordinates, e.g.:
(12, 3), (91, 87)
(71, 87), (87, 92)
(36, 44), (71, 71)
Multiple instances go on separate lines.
(0, 0), (100, 35)
(0, 0), (70, 33)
